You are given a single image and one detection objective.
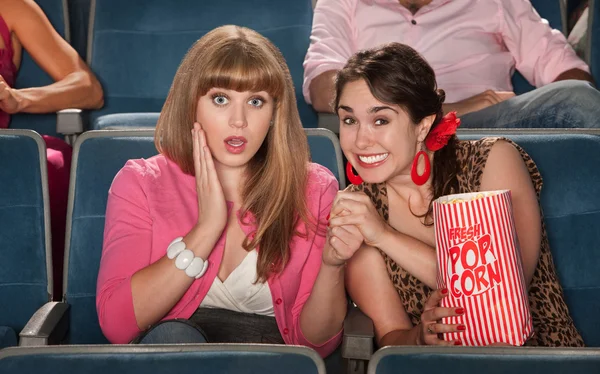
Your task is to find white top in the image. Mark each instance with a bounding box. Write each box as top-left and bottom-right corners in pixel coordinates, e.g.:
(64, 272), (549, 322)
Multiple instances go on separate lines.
(200, 249), (275, 316)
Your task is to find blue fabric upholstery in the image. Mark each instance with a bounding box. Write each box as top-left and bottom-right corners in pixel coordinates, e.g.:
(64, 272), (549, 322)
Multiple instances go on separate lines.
(0, 130), (51, 346)
(511, 0), (564, 95)
(369, 347), (600, 374)
(68, 0), (90, 59)
(0, 345), (324, 374)
(306, 129), (345, 189)
(10, 0), (68, 137)
(64, 129), (343, 344)
(590, 0), (599, 83)
(458, 133), (600, 346)
(94, 113), (160, 130)
(88, 0), (317, 129)
(94, 117), (346, 186)
(0, 327), (17, 349)
(65, 133), (158, 344)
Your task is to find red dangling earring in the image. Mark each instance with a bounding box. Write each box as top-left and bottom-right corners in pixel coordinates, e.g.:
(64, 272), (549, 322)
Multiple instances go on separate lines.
(346, 161), (363, 185)
(411, 151), (431, 186)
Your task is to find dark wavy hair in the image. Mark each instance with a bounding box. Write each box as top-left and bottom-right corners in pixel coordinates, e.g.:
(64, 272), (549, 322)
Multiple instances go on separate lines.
(334, 42), (460, 225)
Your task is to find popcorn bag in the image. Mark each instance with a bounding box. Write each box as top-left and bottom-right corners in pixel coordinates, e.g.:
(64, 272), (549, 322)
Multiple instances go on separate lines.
(433, 190), (533, 346)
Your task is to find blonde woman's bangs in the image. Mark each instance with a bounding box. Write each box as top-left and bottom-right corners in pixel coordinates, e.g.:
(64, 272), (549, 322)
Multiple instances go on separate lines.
(196, 44), (285, 101)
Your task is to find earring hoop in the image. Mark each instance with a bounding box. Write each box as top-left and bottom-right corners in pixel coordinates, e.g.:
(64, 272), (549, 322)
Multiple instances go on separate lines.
(410, 150), (431, 186)
(346, 161), (363, 185)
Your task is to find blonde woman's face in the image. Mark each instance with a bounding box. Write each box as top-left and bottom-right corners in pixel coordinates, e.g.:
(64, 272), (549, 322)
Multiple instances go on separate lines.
(196, 87), (274, 168)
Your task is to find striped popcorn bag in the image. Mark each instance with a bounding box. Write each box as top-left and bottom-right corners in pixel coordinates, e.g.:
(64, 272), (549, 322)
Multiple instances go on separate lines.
(433, 190), (533, 346)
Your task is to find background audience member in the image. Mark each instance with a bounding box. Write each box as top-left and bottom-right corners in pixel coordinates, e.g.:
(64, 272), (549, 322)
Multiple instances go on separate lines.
(304, 0), (600, 129)
(0, 0), (104, 297)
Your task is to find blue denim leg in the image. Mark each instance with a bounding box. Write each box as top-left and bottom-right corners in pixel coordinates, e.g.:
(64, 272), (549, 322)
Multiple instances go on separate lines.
(136, 320), (208, 344)
(460, 80), (600, 129)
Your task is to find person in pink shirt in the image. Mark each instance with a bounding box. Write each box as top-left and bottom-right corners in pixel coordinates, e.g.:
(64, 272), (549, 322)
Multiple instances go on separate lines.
(304, 0), (600, 129)
(96, 25), (359, 357)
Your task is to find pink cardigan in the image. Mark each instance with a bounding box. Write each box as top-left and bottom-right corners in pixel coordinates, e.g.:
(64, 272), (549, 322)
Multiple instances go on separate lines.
(96, 155), (342, 357)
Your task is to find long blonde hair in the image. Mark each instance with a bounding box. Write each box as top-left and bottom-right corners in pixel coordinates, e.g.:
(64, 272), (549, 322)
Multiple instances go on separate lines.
(155, 25), (311, 282)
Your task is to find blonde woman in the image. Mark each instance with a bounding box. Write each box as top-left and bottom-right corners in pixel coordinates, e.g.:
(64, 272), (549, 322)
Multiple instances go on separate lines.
(96, 25), (357, 357)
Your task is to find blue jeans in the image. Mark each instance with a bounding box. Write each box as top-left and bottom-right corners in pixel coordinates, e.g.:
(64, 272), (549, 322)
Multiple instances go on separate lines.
(460, 80), (600, 129)
(134, 320), (208, 344)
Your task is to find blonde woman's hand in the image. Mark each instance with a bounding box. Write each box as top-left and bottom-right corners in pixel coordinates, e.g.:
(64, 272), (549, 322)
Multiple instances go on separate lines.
(418, 288), (465, 346)
(327, 191), (389, 247)
(192, 122), (228, 234)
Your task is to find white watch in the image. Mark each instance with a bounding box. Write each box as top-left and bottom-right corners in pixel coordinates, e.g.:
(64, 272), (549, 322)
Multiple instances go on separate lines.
(166, 237), (209, 279)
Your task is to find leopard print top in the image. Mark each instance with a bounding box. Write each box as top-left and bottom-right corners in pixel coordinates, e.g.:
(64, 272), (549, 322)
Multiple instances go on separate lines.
(348, 138), (584, 347)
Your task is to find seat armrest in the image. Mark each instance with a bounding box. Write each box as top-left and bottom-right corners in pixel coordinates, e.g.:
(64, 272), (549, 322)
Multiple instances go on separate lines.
(57, 109), (88, 144)
(318, 113), (339, 135)
(342, 305), (374, 361)
(19, 301), (70, 346)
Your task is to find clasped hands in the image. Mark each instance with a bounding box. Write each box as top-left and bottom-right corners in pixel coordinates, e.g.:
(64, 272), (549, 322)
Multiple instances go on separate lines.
(322, 191), (389, 267)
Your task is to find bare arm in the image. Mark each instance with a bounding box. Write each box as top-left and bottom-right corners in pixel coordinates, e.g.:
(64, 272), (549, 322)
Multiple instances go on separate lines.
(299, 258), (347, 344)
(346, 245), (417, 346)
(329, 191), (439, 288)
(376, 228), (438, 289)
(480, 140), (541, 285)
(3, 0), (103, 113)
(308, 70), (338, 113)
(298, 176), (349, 345)
(442, 90), (515, 117)
(130, 225), (221, 330)
(126, 124), (228, 331)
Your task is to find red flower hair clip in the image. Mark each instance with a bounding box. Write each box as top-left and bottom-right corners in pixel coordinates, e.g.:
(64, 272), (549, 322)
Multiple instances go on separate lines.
(425, 111), (461, 151)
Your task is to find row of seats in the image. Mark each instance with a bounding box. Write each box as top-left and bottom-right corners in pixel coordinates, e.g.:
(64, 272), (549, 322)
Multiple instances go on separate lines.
(0, 127), (344, 347)
(16, 0), (316, 138)
(2, 127), (600, 373)
(15, 0), (600, 139)
(0, 345), (327, 374)
(2, 344), (600, 374)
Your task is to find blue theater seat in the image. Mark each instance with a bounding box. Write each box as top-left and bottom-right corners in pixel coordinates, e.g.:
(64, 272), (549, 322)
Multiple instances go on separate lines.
(87, 0), (317, 129)
(67, 0), (90, 59)
(93, 112), (160, 130)
(368, 346), (600, 374)
(458, 130), (600, 347)
(306, 128), (346, 189)
(10, 0), (69, 138)
(20, 128), (344, 346)
(93, 120), (344, 190)
(0, 130), (52, 348)
(342, 130), (600, 373)
(0, 344), (325, 374)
